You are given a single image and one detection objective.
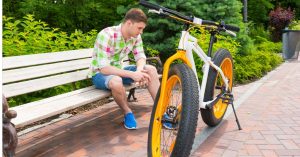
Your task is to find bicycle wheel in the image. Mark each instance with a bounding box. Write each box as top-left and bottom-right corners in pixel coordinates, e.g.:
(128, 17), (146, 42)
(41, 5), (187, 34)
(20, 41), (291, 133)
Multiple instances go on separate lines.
(201, 49), (233, 126)
(148, 64), (199, 157)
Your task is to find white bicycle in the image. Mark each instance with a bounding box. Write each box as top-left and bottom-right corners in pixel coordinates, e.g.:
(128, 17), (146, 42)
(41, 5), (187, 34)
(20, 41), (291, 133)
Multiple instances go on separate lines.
(140, 1), (242, 157)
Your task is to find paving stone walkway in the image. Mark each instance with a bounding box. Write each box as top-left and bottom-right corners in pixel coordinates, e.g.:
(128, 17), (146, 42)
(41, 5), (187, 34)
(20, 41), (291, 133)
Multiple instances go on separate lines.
(192, 60), (300, 157)
(15, 60), (300, 157)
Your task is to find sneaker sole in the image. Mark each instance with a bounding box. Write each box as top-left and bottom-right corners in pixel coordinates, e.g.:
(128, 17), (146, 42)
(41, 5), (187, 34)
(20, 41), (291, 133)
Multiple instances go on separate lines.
(124, 125), (137, 130)
(163, 124), (176, 130)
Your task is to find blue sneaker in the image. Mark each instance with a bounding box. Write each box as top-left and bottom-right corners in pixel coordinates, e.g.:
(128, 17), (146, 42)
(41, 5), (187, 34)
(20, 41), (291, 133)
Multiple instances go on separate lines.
(163, 114), (176, 130)
(124, 112), (137, 130)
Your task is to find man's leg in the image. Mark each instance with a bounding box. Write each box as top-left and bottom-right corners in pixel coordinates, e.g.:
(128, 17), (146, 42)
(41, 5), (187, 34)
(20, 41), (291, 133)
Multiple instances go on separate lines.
(108, 76), (132, 114)
(108, 76), (137, 129)
(92, 72), (136, 129)
(144, 65), (160, 100)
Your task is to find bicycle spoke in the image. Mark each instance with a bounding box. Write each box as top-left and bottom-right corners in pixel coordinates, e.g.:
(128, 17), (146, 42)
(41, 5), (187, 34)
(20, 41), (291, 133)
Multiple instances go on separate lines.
(160, 78), (182, 156)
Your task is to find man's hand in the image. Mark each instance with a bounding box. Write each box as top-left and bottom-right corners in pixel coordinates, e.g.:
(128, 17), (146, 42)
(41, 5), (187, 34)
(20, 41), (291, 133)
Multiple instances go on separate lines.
(99, 64), (151, 87)
(131, 70), (150, 83)
(138, 69), (151, 87)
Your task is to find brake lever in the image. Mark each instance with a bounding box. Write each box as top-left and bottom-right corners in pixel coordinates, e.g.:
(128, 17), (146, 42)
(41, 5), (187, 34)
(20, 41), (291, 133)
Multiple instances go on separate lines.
(148, 9), (162, 14)
(225, 30), (236, 37)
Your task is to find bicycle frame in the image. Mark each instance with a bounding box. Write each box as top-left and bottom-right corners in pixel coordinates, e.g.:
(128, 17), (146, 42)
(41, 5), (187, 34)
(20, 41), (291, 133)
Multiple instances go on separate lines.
(159, 30), (230, 109)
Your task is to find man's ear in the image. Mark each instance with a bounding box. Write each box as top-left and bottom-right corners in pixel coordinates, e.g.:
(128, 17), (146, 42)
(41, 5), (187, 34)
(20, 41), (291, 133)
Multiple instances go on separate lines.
(126, 20), (134, 26)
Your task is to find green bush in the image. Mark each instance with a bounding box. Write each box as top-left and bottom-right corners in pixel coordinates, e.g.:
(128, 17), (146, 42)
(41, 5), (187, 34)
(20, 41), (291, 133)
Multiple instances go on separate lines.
(236, 22), (257, 55)
(289, 20), (300, 30)
(3, 15), (96, 106)
(256, 40), (282, 53)
(249, 24), (272, 43)
(3, 14), (97, 57)
(248, 24), (282, 53)
(234, 51), (282, 83)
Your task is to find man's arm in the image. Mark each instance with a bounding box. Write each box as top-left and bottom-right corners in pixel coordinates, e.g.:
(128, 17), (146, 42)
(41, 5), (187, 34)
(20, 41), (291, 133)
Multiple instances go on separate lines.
(132, 35), (147, 71)
(136, 58), (146, 71)
(99, 66), (133, 78)
(100, 65), (150, 82)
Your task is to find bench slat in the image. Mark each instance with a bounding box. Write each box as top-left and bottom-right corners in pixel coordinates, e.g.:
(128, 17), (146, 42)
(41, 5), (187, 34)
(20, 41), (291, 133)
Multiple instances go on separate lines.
(3, 70), (89, 98)
(10, 86), (111, 128)
(3, 58), (90, 84)
(10, 84), (139, 128)
(3, 48), (93, 70)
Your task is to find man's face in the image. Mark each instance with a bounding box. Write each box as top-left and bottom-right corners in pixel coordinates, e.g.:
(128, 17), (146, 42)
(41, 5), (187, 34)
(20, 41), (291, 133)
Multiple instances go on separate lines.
(127, 21), (146, 38)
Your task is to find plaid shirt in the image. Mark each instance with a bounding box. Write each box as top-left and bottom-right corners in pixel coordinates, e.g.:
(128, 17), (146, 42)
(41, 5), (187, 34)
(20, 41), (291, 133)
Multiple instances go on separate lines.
(88, 24), (146, 77)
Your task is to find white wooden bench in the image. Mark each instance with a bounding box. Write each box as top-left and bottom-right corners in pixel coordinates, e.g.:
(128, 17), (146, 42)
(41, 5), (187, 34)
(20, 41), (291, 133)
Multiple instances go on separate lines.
(3, 48), (161, 128)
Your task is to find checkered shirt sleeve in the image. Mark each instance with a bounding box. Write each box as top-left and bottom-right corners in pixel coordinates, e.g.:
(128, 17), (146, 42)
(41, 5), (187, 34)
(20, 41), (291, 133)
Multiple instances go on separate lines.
(93, 31), (112, 69)
(132, 35), (146, 62)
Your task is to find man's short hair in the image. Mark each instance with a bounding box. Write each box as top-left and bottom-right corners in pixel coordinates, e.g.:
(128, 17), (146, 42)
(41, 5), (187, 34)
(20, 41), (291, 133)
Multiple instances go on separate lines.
(124, 8), (147, 24)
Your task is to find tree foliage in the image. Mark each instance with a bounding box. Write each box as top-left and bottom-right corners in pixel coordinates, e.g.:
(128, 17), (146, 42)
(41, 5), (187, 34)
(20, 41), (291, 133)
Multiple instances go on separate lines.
(196, 0), (243, 25)
(3, 0), (135, 33)
(272, 0), (300, 19)
(247, 0), (300, 27)
(118, 0), (247, 61)
(189, 0), (254, 55)
(247, 0), (274, 26)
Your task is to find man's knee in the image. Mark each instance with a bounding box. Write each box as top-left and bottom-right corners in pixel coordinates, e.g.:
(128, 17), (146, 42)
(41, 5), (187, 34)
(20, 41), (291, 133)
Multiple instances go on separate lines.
(145, 65), (158, 76)
(109, 76), (124, 90)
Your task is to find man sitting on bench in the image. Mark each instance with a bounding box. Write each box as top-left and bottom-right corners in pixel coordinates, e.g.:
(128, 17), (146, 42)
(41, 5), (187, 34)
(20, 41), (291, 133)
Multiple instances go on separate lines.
(88, 8), (160, 130)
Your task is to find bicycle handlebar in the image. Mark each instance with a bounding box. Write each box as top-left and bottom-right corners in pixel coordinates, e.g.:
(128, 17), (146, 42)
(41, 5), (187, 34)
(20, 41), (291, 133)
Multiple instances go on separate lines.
(223, 24), (240, 32)
(139, 0), (240, 32)
(139, 0), (193, 22)
(201, 20), (240, 32)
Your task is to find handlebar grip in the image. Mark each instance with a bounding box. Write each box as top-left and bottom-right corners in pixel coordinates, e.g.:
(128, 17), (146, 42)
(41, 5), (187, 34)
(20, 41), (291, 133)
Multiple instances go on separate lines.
(139, 0), (160, 10)
(224, 24), (240, 32)
(203, 20), (240, 32)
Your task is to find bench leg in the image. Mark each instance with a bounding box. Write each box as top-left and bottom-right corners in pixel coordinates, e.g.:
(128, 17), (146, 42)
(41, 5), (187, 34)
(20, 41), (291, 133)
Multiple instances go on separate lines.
(127, 88), (137, 102)
(3, 122), (18, 157)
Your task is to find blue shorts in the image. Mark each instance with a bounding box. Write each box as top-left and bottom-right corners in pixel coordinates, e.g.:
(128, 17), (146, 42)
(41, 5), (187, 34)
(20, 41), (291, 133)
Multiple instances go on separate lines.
(92, 65), (137, 90)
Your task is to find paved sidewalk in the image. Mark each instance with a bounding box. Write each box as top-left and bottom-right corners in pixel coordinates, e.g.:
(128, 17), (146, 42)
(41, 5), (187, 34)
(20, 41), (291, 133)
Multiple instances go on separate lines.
(15, 60), (300, 157)
(192, 60), (300, 157)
